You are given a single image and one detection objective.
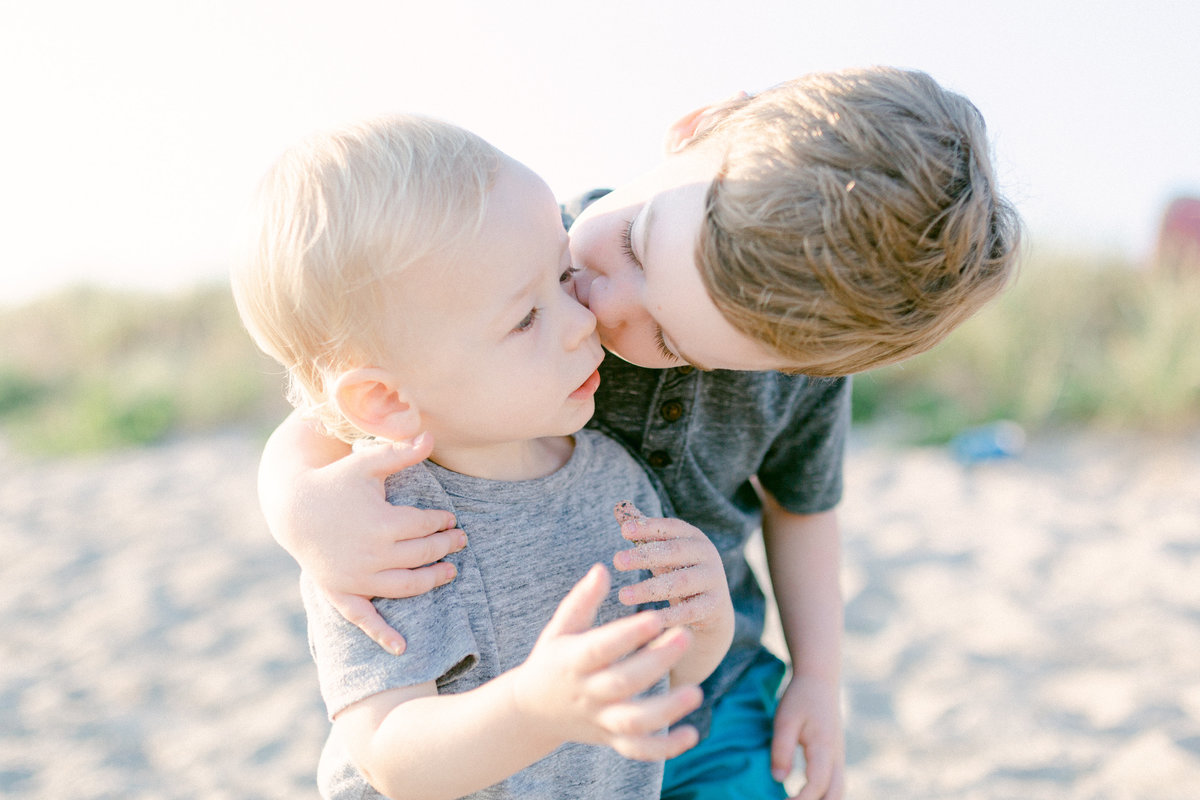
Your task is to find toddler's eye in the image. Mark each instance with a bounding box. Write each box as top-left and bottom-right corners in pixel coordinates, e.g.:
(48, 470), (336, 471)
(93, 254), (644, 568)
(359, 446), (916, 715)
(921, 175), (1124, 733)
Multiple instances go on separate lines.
(513, 308), (539, 333)
(559, 266), (580, 284)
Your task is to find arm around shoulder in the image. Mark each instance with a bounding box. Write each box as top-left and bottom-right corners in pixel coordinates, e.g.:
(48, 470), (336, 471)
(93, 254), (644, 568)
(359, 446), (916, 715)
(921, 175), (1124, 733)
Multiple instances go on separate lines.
(258, 411), (464, 653)
(257, 409), (355, 553)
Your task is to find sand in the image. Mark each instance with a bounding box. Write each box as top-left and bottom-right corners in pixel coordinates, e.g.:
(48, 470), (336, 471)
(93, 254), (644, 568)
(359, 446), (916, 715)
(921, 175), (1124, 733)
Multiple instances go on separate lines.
(1, 428), (1198, 799)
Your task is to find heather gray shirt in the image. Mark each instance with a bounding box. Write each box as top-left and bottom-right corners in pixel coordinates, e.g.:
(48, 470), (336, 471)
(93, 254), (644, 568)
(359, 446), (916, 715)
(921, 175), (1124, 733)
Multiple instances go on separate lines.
(303, 429), (667, 800)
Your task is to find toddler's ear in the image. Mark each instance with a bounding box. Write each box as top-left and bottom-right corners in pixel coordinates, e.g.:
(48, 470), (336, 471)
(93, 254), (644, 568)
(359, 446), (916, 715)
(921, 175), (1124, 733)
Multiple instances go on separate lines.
(333, 368), (423, 443)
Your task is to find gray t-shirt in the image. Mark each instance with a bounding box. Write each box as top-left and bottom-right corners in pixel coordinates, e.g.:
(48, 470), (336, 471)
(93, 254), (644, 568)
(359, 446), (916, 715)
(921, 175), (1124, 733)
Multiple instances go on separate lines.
(303, 429), (668, 800)
(587, 352), (851, 732)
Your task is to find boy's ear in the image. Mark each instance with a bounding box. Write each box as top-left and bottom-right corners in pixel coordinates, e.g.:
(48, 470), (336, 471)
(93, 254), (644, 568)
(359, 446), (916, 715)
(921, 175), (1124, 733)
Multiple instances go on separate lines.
(332, 368), (423, 443)
(663, 91), (749, 154)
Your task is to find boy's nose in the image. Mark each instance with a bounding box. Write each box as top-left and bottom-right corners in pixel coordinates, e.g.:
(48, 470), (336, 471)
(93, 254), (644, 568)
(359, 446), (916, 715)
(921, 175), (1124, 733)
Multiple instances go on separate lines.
(584, 270), (642, 332)
(573, 268), (596, 308)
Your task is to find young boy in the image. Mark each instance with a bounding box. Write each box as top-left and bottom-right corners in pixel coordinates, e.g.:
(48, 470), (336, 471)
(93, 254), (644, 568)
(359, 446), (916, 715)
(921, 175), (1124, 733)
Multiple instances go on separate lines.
(258, 67), (1022, 800)
(232, 115), (735, 800)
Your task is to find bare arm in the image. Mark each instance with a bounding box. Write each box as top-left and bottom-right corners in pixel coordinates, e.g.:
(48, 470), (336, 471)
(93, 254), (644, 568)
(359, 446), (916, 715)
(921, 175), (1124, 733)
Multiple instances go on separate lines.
(336, 566), (703, 799)
(259, 410), (466, 653)
(760, 494), (845, 800)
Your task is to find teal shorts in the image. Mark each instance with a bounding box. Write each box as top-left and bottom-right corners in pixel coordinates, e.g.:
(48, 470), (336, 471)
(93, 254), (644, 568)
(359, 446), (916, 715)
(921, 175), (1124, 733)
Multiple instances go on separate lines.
(661, 649), (789, 800)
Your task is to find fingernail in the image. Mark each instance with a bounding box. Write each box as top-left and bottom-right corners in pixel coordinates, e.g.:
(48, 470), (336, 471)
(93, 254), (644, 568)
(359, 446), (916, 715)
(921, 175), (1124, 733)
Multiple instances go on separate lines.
(771, 767), (787, 782)
(390, 639), (406, 656)
(613, 500), (646, 526)
(410, 432), (429, 449)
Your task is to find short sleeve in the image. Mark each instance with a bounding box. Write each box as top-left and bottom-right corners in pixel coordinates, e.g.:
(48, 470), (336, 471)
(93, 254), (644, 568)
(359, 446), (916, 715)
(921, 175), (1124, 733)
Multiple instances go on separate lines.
(302, 462), (482, 720)
(300, 568), (477, 719)
(756, 376), (851, 514)
(302, 571), (479, 720)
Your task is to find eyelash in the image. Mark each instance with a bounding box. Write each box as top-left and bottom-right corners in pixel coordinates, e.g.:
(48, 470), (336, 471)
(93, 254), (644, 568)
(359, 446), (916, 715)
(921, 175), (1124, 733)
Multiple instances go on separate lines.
(621, 218), (678, 362)
(514, 267), (579, 334)
(620, 218), (642, 269)
(654, 327), (679, 362)
(513, 308), (538, 333)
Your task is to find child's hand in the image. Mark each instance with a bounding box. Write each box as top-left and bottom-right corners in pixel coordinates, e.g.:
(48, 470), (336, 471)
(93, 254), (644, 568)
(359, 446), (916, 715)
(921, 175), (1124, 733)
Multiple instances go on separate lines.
(772, 673), (845, 800)
(512, 564), (704, 762)
(611, 502), (731, 632)
(610, 502), (734, 688)
(279, 435), (466, 655)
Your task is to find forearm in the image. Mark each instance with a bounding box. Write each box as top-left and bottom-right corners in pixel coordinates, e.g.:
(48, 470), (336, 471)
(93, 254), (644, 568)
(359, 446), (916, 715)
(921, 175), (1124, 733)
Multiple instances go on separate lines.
(342, 672), (560, 800)
(670, 611), (733, 688)
(257, 409), (351, 549)
(761, 503), (842, 682)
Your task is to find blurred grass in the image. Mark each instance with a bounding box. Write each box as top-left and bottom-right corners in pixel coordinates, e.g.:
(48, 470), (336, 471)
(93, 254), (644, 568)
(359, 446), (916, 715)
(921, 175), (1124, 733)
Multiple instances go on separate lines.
(0, 283), (290, 455)
(851, 250), (1200, 442)
(1, 249), (1197, 456)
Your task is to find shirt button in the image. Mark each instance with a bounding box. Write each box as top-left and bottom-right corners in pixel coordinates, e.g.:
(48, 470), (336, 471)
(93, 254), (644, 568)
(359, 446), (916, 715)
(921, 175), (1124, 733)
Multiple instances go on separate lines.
(660, 400), (684, 423)
(676, 366), (695, 375)
(647, 450), (672, 468)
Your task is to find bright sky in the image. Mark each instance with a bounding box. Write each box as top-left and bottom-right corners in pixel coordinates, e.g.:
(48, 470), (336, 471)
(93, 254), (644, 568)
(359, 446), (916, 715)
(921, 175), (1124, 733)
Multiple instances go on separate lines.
(2, 0), (1197, 304)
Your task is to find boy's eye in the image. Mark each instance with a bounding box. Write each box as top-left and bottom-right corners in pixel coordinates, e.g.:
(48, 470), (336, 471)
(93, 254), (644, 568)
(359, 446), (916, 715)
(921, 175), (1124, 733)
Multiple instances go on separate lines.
(654, 327), (680, 362)
(513, 308), (539, 333)
(620, 217), (643, 270)
(559, 266), (581, 284)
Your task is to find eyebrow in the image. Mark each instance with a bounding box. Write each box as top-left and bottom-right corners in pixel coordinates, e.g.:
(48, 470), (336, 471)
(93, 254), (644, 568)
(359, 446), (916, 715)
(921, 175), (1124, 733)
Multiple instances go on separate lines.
(505, 271), (540, 307)
(492, 267), (542, 330)
(497, 232), (571, 316)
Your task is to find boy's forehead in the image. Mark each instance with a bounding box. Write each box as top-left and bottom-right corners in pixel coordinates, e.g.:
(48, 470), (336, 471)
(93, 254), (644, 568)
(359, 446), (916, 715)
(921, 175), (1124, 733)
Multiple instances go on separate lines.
(598, 138), (725, 215)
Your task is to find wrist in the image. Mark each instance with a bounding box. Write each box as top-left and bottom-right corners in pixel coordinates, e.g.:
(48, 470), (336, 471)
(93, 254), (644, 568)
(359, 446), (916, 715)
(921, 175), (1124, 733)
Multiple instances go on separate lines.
(501, 666), (567, 749)
(788, 664), (841, 687)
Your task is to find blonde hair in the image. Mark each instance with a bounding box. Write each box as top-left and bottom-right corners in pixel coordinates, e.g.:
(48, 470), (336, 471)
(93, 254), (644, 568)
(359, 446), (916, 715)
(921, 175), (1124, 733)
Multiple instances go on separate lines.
(231, 115), (501, 440)
(696, 67), (1022, 375)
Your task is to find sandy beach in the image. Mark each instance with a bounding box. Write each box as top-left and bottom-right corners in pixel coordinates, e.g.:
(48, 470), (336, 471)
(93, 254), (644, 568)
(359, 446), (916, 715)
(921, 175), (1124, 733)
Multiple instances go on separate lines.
(2, 428), (1198, 799)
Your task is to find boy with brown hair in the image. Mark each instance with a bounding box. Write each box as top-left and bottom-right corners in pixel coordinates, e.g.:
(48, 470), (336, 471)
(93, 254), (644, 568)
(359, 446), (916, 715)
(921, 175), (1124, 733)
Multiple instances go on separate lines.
(259, 67), (1021, 800)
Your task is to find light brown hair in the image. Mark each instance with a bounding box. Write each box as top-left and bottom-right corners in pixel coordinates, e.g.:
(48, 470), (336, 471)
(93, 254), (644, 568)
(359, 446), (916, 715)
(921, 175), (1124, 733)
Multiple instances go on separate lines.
(696, 67), (1022, 375)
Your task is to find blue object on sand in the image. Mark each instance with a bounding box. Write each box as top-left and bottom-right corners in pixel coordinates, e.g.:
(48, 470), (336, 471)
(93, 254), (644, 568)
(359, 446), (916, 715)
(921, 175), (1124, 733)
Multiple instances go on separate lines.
(949, 421), (1026, 464)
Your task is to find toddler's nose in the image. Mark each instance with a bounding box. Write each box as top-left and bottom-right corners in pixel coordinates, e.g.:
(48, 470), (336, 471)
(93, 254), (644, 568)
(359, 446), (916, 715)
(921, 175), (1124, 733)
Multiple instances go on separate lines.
(564, 296), (598, 349)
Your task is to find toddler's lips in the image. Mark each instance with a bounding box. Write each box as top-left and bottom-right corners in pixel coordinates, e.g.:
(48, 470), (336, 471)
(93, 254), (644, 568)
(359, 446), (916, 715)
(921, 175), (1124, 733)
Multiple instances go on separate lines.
(570, 368), (601, 399)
